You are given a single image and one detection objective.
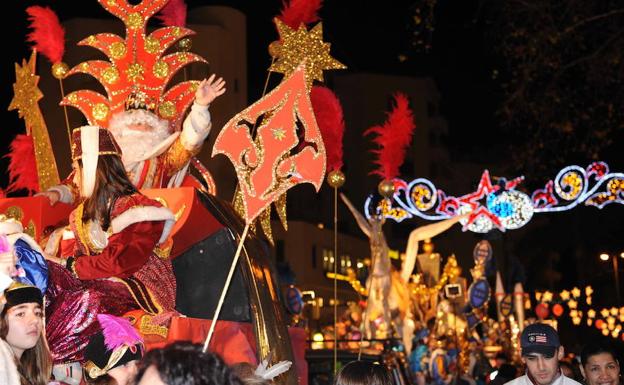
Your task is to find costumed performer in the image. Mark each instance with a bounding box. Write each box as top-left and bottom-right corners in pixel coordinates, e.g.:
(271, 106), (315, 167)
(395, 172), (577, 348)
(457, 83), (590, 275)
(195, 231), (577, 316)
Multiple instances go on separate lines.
(41, 74), (226, 204)
(340, 193), (392, 339)
(44, 126), (176, 371)
(83, 314), (144, 385)
(1, 281), (52, 385)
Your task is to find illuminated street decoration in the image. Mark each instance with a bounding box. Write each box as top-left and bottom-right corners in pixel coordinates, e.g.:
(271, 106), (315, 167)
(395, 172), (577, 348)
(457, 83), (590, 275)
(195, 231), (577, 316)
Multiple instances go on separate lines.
(364, 161), (624, 233)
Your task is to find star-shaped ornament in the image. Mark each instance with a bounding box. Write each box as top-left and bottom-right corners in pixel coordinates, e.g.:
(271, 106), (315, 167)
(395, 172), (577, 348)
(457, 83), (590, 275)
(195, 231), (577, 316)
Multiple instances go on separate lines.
(8, 51), (43, 131)
(559, 290), (570, 301)
(269, 19), (346, 88)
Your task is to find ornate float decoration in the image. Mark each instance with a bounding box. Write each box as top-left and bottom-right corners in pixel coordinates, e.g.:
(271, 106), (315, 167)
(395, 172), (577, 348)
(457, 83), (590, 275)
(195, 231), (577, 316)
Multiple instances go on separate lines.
(365, 161), (624, 233)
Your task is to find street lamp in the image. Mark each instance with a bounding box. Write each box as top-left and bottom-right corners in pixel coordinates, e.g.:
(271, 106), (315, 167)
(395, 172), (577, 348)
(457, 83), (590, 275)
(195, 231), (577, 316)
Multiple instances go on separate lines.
(600, 252), (624, 303)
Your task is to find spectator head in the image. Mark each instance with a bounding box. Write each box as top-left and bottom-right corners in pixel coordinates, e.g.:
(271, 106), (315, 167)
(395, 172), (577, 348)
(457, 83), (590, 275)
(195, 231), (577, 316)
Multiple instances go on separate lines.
(83, 314), (143, 385)
(135, 342), (244, 385)
(334, 361), (392, 385)
(520, 324), (564, 385)
(580, 342), (620, 385)
(0, 282), (51, 385)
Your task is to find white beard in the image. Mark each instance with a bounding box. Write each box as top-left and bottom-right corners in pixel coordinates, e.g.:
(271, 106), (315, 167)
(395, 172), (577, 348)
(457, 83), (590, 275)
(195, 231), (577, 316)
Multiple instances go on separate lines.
(109, 111), (172, 165)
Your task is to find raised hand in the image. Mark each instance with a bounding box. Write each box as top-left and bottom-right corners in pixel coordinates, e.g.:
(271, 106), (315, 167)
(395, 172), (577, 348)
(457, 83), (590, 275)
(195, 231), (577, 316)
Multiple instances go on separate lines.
(195, 74), (226, 106)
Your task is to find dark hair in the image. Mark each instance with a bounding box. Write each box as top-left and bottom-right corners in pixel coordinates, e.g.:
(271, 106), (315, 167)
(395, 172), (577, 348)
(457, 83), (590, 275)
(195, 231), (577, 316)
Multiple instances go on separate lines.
(581, 341), (619, 367)
(334, 361), (392, 385)
(81, 155), (137, 230)
(0, 304), (52, 385)
(136, 342), (244, 385)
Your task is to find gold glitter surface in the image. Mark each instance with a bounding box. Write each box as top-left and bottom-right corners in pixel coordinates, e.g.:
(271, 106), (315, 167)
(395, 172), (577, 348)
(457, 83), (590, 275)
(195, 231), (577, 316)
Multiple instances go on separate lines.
(153, 60), (169, 79)
(275, 193), (288, 231)
(102, 66), (119, 84)
(158, 101), (176, 118)
(145, 36), (160, 54)
(51, 62), (69, 79)
(8, 52), (60, 191)
(86, 35), (97, 45)
(259, 206), (274, 246)
(25, 220), (36, 239)
(67, 93), (78, 103)
(269, 19), (346, 88)
(92, 103), (109, 121)
(127, 13), (143, 30)
(4, 206), (24, 221)
(126, 63), (145, 82)
(109, 42), (127, 59)
(177, 37), (192, 51)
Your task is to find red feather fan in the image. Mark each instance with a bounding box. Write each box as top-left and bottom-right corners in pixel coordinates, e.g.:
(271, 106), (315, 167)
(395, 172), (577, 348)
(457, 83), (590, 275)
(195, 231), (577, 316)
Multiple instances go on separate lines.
(25, 6), (65, 64)
(156, 0), (187, 27)
(311, 86), (345, 172)
(365, 93), (416, 180)
(5, 135), (39, 195)
(278, 0), (323, 29)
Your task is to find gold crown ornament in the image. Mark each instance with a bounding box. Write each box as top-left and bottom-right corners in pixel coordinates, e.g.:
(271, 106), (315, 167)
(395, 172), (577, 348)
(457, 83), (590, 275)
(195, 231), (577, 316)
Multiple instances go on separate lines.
(60, 0), (207, 131)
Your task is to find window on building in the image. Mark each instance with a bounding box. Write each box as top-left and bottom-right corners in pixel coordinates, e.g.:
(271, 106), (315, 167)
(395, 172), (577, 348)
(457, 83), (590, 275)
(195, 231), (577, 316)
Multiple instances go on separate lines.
(322, 248), (334, 272)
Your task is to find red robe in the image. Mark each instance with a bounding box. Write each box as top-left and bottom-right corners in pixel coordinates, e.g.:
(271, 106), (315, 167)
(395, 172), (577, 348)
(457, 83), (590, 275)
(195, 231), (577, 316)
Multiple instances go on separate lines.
(46, 193), (176, 364)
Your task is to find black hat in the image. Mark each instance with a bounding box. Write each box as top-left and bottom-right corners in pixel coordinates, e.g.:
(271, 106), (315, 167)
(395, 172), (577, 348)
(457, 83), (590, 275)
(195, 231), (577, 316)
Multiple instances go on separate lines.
(83, 314), (143, 380)
(521, 323), (560, 357)
(4, 282), (43, 310)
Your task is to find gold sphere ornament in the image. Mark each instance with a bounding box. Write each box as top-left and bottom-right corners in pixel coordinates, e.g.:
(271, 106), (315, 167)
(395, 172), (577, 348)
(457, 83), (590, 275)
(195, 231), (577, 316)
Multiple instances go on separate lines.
(268, 40), (281, 58)
(177, 38), (192, 52)
(327, 169), (345, 188)
(378, 179), (395, 198)
(51, 62), (69, 79)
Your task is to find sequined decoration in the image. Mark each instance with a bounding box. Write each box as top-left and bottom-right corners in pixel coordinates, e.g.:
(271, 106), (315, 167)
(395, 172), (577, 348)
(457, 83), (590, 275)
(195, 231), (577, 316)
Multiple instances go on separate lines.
(269, 19), (346, 88)
(8, 51), (60, 191)
(159, 101), (176, 118)
(109, 42), (127, 59)
(259, 206), (274, 246)
(275, 193), (288, 231)
(4, 206), (24, 221)
(144, 36), (160, 54)
(153, 61), (169, 79)
(127, 12), (143, 29)
(126, 63), (145, 82)
(92, 103), (109, 121)
(102, 66), (119, 84)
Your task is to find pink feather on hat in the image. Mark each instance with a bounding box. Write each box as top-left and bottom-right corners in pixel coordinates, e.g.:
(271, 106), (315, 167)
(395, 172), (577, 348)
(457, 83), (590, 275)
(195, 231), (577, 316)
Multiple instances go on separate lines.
(97, 314), (143, 351)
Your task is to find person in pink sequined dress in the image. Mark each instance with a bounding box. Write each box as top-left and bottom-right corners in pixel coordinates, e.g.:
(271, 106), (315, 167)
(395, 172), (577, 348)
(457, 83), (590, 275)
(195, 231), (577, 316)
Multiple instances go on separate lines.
(44, 126), (176, 375)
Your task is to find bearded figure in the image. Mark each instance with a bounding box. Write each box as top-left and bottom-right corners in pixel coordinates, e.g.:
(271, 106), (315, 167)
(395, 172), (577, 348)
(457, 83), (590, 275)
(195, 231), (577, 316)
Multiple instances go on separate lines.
(41, 75), (226, 205)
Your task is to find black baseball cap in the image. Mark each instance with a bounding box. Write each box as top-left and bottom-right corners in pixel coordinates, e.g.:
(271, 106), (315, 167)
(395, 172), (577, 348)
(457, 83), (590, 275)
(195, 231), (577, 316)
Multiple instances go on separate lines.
(520, 323), (560, 357)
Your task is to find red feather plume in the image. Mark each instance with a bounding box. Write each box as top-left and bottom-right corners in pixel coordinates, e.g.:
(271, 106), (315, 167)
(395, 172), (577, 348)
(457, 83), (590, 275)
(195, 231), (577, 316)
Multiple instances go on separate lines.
(365, 93), (416, 180)
(311, 86), (345, 172)
(5, 135), (39, 195)
(156, 0), (187, 27)
(278, 0), (323, 29)
(25, 6), (65, 64)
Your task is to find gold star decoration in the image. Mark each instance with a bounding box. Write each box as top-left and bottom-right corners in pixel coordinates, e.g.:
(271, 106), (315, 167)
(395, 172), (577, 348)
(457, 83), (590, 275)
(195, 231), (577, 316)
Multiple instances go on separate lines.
(7, 51), (60, 191)
(269, 18), (346, 88)
(559, 290), (570, 301)
(272, 127), (286, 140)
(9, 51), (43, 131)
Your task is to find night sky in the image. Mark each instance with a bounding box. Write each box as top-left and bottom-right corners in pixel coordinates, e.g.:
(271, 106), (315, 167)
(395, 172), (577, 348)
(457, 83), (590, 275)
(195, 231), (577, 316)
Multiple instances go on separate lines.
(3, 0), (624, 350)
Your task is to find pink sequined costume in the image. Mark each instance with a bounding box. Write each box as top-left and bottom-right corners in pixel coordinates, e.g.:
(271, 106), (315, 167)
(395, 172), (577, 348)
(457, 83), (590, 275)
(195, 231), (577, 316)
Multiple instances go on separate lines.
(46, 193), (176, 364)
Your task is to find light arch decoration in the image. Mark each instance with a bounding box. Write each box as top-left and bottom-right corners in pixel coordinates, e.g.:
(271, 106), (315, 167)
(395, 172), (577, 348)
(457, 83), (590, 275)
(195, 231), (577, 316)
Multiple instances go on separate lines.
(364, 161), (624, 233)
